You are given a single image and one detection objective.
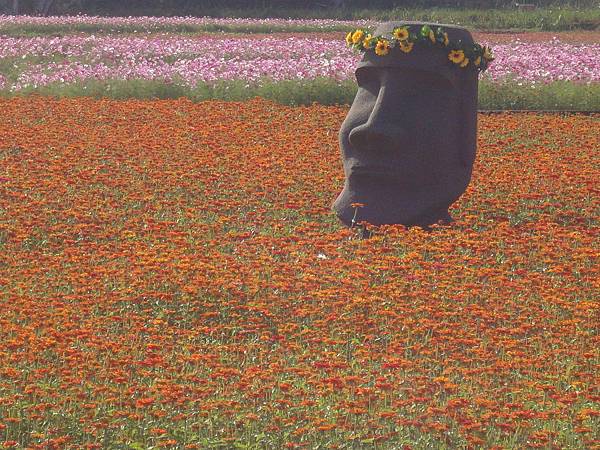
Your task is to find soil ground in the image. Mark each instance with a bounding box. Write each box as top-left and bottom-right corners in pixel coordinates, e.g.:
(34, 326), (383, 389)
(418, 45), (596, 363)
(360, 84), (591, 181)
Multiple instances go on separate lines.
(164, 30), (600, 43)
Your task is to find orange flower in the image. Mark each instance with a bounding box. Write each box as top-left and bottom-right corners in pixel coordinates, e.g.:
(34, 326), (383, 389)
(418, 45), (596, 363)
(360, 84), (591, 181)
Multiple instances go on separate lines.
(135, 397), (155, 408)
(150, 428), (167, 436)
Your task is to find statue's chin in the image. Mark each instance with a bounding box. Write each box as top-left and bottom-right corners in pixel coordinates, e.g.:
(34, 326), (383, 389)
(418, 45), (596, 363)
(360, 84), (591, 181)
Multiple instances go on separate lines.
(332, 185), (454, 228)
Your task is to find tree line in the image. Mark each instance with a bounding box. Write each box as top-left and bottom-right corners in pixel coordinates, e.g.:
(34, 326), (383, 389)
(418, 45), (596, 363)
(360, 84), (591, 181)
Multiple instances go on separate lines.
(2, 0), (597, 16)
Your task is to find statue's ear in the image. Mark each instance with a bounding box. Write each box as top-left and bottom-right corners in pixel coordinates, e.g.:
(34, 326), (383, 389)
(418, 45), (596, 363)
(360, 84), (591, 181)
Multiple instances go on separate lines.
(460, 75), (479, 168)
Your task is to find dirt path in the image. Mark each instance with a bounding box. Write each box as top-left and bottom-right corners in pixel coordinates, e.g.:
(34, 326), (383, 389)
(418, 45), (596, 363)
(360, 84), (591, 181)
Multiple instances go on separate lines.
(271, 30), (598, 43)
(175, 30), (600, 43)
(40, 29), (600, 43)
(474, 30), (600, 43)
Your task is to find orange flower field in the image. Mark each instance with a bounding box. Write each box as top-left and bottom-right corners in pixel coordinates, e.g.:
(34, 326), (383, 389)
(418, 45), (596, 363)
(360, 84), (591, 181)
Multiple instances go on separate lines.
(0, 97), (598, 449)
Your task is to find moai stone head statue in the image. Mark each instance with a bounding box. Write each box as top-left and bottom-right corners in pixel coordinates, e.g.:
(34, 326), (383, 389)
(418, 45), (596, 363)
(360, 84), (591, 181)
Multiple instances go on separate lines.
(333, 22), (493, 228)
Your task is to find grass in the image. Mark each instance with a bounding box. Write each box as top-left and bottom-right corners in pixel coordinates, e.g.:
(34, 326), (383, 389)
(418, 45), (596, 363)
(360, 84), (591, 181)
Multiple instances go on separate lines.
(478, 79), (600, 110)
(361, 6), (600, 31)
(3, 77), (600, 110)
(0, 7), (599, 36)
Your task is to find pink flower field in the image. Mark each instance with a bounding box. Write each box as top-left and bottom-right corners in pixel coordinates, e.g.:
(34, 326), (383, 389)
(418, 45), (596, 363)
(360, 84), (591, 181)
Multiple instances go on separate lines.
(0, 30), (598, 91)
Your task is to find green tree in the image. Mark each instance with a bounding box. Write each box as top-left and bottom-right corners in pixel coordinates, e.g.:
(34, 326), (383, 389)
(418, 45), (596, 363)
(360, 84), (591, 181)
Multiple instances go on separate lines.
(3, 0), (57, 15)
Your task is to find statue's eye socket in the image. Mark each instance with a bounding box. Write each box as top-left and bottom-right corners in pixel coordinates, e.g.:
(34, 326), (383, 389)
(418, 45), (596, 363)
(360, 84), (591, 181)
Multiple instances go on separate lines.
(355, 69), (379, 92)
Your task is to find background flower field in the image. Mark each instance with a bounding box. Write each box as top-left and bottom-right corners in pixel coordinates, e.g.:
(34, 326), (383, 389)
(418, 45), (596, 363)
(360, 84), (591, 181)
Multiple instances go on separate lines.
(0, 16), (599, 110)
(0, 96), (598, 449)
(1, 34), (599, 89)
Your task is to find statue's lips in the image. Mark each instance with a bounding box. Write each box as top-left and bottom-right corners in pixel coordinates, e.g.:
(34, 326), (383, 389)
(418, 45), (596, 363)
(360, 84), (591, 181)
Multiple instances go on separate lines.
(349, 164), (454, 189)
(349, 165), (400, 179)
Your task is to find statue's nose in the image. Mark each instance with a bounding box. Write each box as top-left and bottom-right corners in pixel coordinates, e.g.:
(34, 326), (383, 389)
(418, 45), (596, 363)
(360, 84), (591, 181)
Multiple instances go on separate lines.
(347, 88), (406, 152)
(348, 121), (404, 152)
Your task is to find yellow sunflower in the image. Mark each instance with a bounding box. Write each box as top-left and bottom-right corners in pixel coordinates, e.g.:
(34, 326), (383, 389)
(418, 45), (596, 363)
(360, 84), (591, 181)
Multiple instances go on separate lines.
(460, 57), (470, 68)
(345, 31), (353, 46)
(399, 41), (414, 53)
(483, 46), (494, 61)
(428, 30), (436, 44)
(448, 49), (465, 64)
(352, 29), (365, 45)
(375, 39), (390, 56)
(393, 27), (409, 41)
(363, 34), (375, 49)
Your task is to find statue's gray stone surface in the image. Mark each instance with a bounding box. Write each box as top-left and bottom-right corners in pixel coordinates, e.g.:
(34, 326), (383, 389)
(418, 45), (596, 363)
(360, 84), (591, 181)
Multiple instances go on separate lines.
(333, 22), (479, 228)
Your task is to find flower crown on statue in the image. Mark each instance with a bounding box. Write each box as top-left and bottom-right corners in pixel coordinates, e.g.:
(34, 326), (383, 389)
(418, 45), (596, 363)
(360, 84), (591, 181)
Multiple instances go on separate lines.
(346, 25), (494, 72)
